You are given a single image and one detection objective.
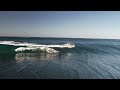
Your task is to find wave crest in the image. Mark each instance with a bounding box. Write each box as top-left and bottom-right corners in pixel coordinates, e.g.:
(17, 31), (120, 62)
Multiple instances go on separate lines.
(15, 46), (60, 53)
(0, 41), (75, 54)
(0, 41), (75, 48)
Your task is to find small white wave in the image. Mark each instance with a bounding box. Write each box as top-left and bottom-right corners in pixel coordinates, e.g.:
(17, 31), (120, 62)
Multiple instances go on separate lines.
(0, 41), (35, 46)
(15, 46), (60, 53)
(0, 41), (75, 48)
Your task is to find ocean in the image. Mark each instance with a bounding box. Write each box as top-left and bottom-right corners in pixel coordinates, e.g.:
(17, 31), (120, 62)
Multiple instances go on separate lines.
(0, 37), (120, 79)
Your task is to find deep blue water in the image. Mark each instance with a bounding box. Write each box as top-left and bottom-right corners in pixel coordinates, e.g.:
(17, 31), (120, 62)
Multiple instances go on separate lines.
(0, 37), (120, 79)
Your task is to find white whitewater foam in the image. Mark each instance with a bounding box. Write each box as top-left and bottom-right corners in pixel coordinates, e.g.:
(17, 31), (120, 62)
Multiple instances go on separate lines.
(0, 41), (75, 48)
(0, 41), (35, 46)
(0, 41), (75, 53)
(15, 46), (60, 53)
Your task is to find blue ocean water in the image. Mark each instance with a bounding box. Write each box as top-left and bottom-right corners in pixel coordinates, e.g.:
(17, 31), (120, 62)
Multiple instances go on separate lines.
(0, 37), (120, 79)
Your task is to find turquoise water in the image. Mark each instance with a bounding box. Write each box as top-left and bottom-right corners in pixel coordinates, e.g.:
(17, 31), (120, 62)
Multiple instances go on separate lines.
(1, 37), (120, 79)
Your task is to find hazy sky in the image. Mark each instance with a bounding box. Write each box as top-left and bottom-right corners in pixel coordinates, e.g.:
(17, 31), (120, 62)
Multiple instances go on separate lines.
(0, 11), (120, 39)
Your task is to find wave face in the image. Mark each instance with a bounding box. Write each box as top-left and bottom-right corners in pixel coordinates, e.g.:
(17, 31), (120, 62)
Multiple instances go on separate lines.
(1, 37), (120, 79)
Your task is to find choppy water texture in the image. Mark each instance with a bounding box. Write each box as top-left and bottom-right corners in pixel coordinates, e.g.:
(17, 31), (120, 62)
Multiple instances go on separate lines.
(0, 37), (120, 79)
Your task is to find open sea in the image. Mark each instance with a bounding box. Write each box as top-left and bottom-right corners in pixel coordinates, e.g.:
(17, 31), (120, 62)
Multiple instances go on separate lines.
(0, 37), (120, 79)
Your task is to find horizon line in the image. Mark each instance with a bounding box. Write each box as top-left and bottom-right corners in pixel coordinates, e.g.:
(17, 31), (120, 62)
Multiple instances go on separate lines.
(0, 36), (120, 40)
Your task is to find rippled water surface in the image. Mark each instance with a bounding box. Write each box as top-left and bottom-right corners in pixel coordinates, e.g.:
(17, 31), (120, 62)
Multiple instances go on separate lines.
(0, 37), (120, 79)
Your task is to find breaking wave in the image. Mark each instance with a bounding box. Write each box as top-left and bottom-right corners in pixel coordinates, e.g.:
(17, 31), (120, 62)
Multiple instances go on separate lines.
(0, 41), (75, 54)
(15, 47), (60, 53)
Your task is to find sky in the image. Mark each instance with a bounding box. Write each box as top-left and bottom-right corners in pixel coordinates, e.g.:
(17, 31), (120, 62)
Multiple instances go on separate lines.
(0, 11), (120, 39)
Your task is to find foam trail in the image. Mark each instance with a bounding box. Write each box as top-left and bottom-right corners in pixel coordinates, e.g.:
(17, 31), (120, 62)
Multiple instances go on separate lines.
(0, 41), (35, 46)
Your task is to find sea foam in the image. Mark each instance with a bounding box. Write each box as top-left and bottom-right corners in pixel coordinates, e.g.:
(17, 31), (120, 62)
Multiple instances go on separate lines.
(15, 46), (60, 53)
(0, 41), (75, 53)
(0, 41), (75, 48)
